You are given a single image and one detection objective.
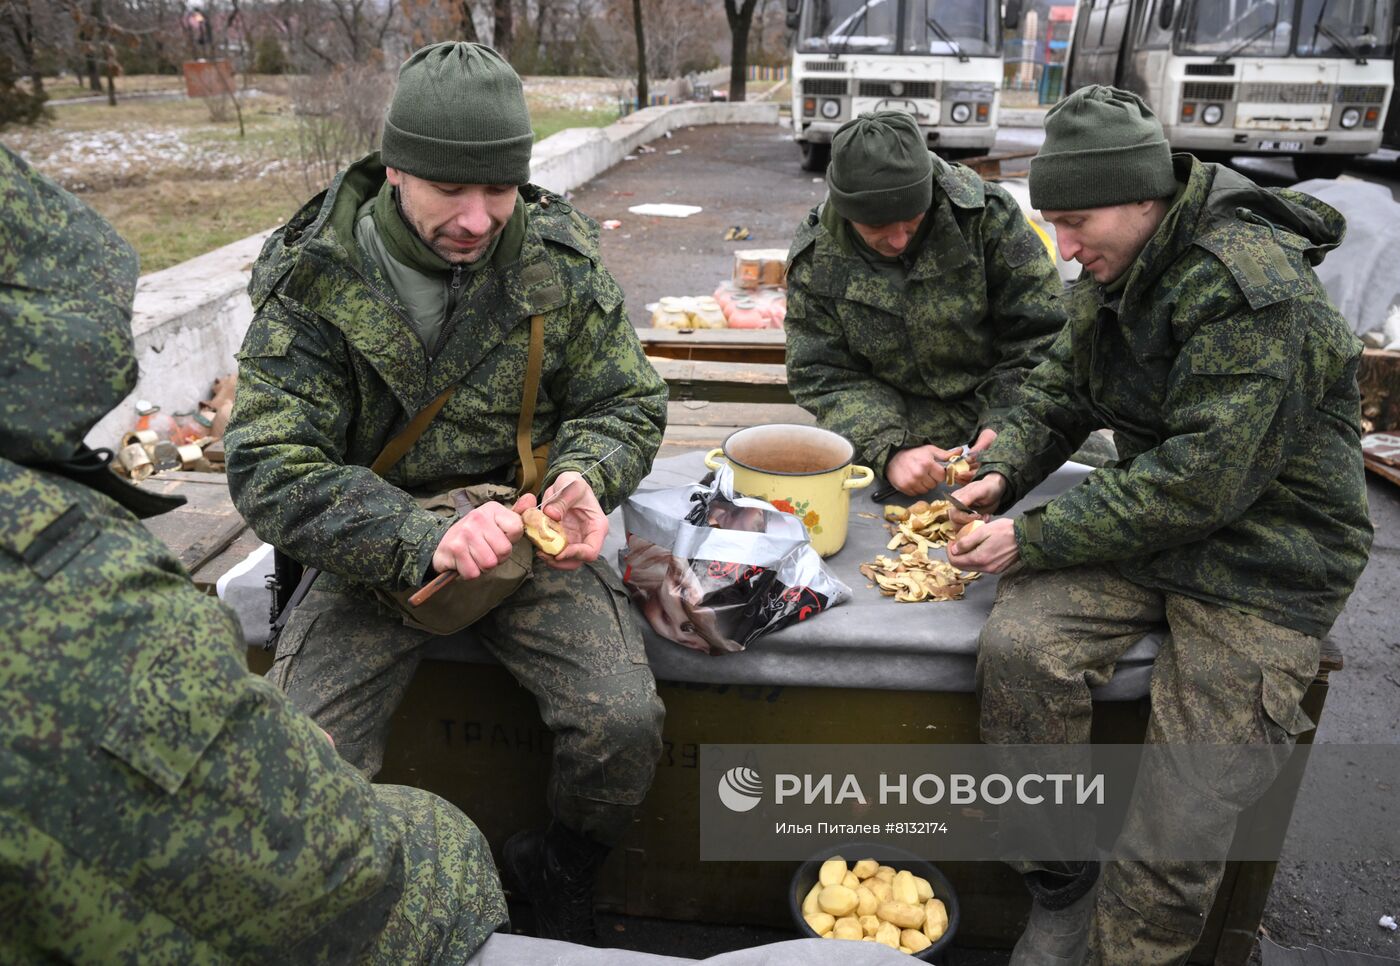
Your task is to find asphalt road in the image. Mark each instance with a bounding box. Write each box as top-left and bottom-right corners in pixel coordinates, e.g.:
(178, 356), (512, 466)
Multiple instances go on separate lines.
(567, 121), (1400, 962)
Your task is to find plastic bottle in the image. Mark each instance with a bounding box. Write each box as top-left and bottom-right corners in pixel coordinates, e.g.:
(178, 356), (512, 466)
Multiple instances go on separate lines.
(132, 400), (180, 442)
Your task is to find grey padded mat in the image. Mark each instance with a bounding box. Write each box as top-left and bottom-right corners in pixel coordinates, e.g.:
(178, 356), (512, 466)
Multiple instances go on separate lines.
(222, 453), (1161, 699)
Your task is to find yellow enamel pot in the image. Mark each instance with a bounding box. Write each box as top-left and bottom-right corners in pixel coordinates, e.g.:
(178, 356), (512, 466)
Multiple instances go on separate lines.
(704, 424), (874, 557)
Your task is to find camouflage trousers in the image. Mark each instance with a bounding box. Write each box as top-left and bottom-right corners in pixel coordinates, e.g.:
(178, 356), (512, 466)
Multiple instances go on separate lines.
(268, 558), (665, 846)
(977, 564), (1320, 966)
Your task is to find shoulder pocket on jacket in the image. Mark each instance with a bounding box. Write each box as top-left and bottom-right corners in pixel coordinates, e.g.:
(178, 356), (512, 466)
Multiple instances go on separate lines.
(99, 663), (242, 795)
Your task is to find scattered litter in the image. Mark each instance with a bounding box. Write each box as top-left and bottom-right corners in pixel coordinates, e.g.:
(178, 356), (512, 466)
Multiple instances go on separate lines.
(666, 149), (684, 155)
(638, 144), (657, 154)
(812, 177), (823, 183)
(623, 154), (638, 161)
(601, 219), (622, 230)
(723, 225), (753, 241)
(627, 203), (703, 218)
(1381, 914), (1398, 931)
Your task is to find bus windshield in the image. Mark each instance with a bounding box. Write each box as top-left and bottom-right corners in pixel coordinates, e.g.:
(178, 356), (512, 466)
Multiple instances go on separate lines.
(1294, 0), (1393, 58)
(798, 0), (901, 53)
(904, 0), (1000, 56)
(1179, 0), (1298, 57)
(1178, 0), (1394, 58)
(796, 0), (998, 56)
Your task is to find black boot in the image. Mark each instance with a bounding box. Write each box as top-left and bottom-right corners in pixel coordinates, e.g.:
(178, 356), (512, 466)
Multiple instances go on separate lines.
(501, 821), (610, 945)
(1010, 861), (1101, 966)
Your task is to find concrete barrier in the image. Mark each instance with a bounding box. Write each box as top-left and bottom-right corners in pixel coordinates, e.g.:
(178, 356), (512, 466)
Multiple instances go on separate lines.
(529, 101), (779, 196)
(85, 101), (781, 452)
(86, 230), (272, 450)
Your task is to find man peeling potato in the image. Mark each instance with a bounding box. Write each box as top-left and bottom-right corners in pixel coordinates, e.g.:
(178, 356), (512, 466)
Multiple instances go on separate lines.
(784, 111), (1066, 497)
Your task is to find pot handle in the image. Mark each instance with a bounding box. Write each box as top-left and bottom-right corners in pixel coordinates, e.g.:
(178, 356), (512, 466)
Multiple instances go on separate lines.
(703, 448), (727, 471)
(844, 464), (875, 490)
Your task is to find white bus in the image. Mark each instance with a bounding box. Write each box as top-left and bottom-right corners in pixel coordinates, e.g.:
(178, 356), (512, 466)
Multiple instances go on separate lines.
(1065, 0), (1395, 180)
(785, 0), (1005, 171)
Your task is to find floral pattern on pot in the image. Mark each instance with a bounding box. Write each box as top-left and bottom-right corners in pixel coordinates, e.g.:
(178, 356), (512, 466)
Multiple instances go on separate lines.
(771, 497), (822, 536)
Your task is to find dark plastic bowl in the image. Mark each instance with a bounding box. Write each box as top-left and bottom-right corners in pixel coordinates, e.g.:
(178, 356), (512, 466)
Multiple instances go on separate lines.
(789, 843), (960, 963)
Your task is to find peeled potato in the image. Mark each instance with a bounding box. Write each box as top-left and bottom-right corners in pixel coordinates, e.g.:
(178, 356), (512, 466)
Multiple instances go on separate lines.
(859, 914), (880, 936)
(923, 898), (948, 942)
(801, 883), (821, 916)
(855, 885), (877, 917)
(892, 870), (919, 905)
(876, 900), (925, 930)
(875, 920), (901, 949)
(903, 928), (932, 952)
(864, 877), (893, 903)
(804, 912), (835, 935)
(912, 875), (934, 904)
(818, 885), (858, 917)
(853, 859), (880, 880)
(819, 858), (847, 887)
(521, 507), (566, 555)
(833, 917), (863, 941)
(841, 871), (860, 890)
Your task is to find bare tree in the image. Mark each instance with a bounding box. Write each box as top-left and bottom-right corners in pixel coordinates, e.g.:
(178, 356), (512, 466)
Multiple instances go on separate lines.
(723, 0), (758, 101)
(491, 0), (510, 57)
(630, 0), (644, 107)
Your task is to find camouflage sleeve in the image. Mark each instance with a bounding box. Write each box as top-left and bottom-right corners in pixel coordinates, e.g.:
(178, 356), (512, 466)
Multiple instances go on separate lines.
(541, 267), (667, 514)
(976, 317), (1095, 509)
(1016, 300), (1303, 569)
(975, 185), (1068, 429)
(784, 254), (911, 477)
(225, 296), (451, 588)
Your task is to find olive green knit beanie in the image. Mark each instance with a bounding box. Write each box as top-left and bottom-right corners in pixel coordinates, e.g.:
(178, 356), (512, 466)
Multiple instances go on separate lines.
(381, 42), (533, 185)
(1030, 85), (1177, 210)
(826, 111), (933, 225)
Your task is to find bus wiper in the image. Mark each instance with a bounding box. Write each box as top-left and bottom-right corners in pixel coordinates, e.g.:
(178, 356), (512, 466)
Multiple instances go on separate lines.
(1315, 20), (1368, 63)
(925, 14), (969, 62)
(1214, 20), (1276, 63)
(833, 4), (871, 57)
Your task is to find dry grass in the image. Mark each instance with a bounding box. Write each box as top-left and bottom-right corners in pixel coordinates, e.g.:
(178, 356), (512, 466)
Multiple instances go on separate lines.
(6, 73), (621, 273)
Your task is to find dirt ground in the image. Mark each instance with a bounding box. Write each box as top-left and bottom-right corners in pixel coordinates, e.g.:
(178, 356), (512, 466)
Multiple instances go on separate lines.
(569, 122), (1400, 962)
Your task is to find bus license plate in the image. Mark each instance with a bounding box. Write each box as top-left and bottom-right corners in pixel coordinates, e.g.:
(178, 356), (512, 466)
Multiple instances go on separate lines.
(1256, 140), (1304, 152)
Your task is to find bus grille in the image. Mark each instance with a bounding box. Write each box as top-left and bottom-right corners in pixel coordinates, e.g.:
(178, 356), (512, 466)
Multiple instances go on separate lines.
(803, 78), (849, 96)
(1182, 82), (1236, 101)
(1336, 85), (1387, 104)
(859, 81), (937, 99)
(805, 60), (847, 72)
(1184, 63), (1236, 76)
(1240, 82), (1332, 103)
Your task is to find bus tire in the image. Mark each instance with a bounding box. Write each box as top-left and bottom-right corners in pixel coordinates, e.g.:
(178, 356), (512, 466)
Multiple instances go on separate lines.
(799, 141), (831, 172)
(1292, 154), (1351, 181)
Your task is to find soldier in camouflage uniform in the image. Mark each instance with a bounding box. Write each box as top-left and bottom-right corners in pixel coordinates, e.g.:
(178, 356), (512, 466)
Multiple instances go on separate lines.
(947, 87), (1373, 965)
(224, 43), (668, 945)
(784, 111), (1066, 496)
(0, 144), (506, 962)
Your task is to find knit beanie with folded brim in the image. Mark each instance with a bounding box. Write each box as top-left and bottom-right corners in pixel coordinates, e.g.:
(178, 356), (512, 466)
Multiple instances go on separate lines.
(381, 41), (534, 186)
(826, 111), (933, 226)
(1030, 85), (1177, 211)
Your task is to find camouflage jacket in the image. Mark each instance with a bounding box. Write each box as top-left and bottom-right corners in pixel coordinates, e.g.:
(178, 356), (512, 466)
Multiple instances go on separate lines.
(1, 147), (505, 962)
(226, 154), (667, 591)
(981, 156), (1373, 637)
(784, 155), (1066, 477)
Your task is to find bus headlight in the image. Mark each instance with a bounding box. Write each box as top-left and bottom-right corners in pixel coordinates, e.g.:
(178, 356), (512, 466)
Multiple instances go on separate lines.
(1202, 103), (1223, 125)
(889, 81), (904, 97)
(1340, 107), (1362, 129)
(950, 102), (972, 124)
(821, 98), (842, 119)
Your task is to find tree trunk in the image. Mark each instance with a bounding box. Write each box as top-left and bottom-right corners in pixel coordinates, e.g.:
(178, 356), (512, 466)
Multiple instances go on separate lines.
(492, 0), (512, 58)
(725, 0), (759, 103)
(459, 1), (480, 43)
(631, 0), (646, 110)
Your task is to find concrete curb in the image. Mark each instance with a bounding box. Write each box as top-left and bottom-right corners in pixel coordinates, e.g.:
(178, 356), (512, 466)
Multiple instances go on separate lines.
(999, 107), (1048, 129)
(86, 101), (782, 448)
